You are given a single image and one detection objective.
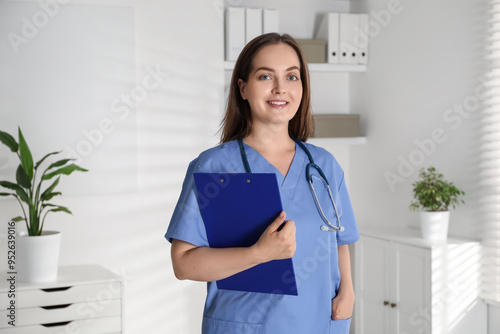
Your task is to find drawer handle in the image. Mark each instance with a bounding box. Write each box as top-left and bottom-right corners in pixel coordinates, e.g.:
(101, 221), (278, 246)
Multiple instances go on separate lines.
(41, 321), (73, 327)
(41, 286), (72, 292)
(41, 304), (72, 310)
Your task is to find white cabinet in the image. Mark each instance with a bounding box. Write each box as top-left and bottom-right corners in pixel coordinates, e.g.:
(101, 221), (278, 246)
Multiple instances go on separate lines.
(0, 265), (122, 334)
(354, 227), (487, 334)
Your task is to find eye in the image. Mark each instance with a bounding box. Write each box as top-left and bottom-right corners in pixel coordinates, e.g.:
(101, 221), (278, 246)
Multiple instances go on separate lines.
(259, 74), (271, 80)
(288, 75), (300, 81)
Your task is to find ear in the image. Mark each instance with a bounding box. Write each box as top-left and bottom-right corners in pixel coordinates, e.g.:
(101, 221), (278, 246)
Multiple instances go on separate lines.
(237, 78), (247, 100)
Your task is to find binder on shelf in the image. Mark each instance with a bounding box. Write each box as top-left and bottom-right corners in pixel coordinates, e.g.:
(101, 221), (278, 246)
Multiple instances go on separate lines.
(225, 7), (245, 61)
(339, 13), (359, 65)
(246, 8), (262, 44)
(358, 14), (369, 65)
(316, 13), (340, 64)
(263, 8), (279, 34)
(193, 172), (298, 295)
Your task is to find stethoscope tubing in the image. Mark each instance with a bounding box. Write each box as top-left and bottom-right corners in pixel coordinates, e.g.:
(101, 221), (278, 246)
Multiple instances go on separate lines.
(237, 137), (344, 233)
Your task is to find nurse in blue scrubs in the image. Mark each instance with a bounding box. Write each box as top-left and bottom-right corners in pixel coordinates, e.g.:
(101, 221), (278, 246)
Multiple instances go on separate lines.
(165, 33), (360, 334)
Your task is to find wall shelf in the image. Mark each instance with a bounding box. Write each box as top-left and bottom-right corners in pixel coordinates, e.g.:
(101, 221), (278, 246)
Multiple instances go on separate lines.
(308, 63), (367, 73)
(308, 136), (367, 145)
(224, 61), (367, 73)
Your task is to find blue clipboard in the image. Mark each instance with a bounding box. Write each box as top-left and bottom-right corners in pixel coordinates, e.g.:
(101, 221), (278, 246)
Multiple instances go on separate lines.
(193, 172), (298, 296)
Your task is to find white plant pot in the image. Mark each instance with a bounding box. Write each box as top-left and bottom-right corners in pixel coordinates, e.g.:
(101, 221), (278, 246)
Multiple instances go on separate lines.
(419, 211), (450, 241)
(17, 231), (61, 283)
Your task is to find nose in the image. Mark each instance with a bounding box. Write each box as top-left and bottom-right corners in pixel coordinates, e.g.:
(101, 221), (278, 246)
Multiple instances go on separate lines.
(272, 78), (285, 95)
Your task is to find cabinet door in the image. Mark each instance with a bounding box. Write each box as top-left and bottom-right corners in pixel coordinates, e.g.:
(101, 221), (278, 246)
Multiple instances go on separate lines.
(392, 243), (431, 334)
(356, 236), (392, 334)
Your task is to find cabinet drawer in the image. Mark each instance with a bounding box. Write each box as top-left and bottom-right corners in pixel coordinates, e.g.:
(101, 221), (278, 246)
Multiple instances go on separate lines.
(0, 282), (121, 309)
(0, 316), (120, 334)
(0, 299), (120, 328)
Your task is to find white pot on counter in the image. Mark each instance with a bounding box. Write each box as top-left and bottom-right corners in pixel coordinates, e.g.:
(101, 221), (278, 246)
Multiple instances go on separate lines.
(419, 211), (450, 241)
(17, 231), (61, 282)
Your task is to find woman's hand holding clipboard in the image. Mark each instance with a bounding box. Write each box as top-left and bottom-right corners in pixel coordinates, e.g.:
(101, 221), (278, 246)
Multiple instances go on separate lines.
(251, 211), (296, 263)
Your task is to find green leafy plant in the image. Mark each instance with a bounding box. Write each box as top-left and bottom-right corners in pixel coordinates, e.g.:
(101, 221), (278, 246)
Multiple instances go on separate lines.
(410, 166), (465, 212)
(0, 128), (88, 236)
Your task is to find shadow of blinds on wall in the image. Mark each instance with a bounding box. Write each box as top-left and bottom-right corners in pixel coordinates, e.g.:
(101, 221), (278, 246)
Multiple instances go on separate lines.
(481, 0), (500, 304)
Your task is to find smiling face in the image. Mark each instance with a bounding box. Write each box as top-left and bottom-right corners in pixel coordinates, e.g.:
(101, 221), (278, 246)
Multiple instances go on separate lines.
(238, 43), (303, 131)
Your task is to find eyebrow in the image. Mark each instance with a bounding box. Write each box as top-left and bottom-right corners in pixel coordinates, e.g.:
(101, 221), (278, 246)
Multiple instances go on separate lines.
(254, 66), (300, 72)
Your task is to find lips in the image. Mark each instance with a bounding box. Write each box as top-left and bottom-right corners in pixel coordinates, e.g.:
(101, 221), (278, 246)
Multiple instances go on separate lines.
(267, 100), (288, 109)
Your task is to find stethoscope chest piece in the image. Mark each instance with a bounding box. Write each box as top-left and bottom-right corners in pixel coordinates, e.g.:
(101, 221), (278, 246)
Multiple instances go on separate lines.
(320, 224), (345, 232)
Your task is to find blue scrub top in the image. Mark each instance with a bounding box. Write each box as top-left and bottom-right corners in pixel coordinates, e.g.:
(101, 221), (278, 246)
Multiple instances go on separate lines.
(165, 139), (360, 334)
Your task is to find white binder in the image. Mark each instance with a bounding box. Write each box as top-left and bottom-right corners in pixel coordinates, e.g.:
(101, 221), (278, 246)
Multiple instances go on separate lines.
(315, 13), (340, 64)
(246, 8), (262, 44)
(339, 13), (359, 64)
(225, 7), (245, 61)
(358, 14), (369, 64)
(263, 8), (279, 34)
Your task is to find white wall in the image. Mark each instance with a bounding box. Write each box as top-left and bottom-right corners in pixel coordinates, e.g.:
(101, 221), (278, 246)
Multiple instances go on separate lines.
(489, 302), (500, 334)
(349, 0), (495, 332)
(350, 0), (486, 237)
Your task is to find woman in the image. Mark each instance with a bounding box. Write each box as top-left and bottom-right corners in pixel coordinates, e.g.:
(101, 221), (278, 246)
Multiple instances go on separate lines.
(166, 33), (360, 333)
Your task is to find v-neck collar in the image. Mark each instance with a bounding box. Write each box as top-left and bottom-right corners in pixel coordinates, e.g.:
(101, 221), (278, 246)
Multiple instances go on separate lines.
(241, 141), (306, 195)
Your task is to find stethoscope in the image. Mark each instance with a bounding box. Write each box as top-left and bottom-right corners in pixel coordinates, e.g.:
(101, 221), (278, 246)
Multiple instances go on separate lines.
(237, 138), (344, 232)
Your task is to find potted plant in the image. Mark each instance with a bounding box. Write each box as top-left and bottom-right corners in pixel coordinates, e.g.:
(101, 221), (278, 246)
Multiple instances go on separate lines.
(0, 128), (87, 282)
(410, 166), (465, 241)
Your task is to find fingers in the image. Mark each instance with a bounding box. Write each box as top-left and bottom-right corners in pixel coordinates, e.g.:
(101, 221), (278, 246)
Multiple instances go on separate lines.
(332, 298), (340, 321)
(331, 302), (342, 321)
(253, 211), (296, 263)
(267, 211), (286, 232)
(331, 295), (353, 321)
(267, 211), (296, 235)
(279, 219), (296, 234)
(275, 220), (296, 259)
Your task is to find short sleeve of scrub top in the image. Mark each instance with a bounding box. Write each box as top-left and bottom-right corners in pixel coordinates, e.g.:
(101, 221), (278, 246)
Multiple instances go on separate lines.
(335, 173), (360, 246)
(165, 158), (208, 248)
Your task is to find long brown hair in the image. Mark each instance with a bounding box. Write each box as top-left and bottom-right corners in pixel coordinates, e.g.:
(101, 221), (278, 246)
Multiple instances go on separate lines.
(219, 33), (313, 143)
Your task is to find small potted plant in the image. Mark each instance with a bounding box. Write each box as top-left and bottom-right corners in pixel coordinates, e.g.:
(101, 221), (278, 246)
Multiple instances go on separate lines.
(0, 128), (87, 282)
(410, 166), (465, 241)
